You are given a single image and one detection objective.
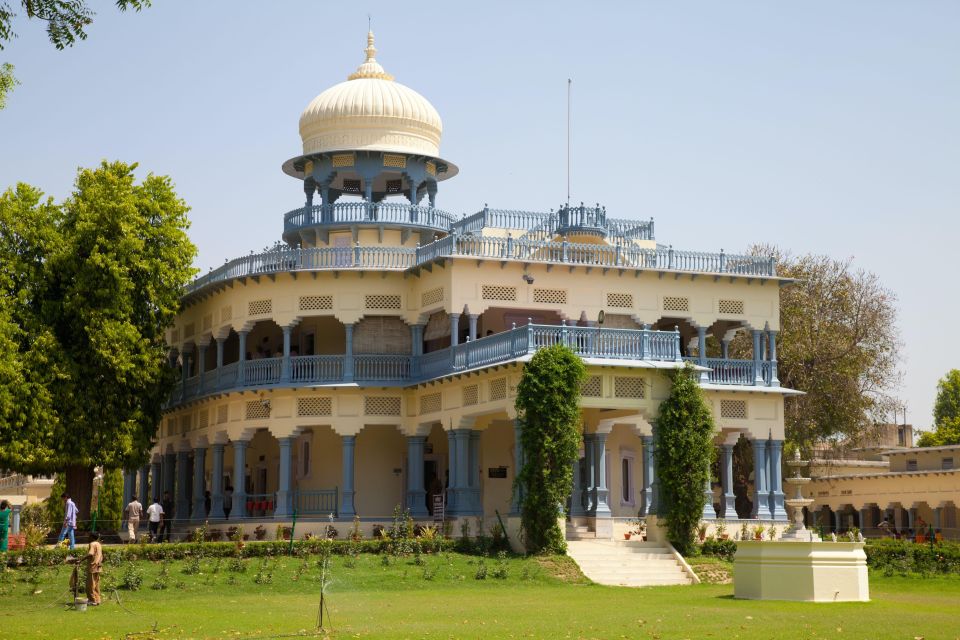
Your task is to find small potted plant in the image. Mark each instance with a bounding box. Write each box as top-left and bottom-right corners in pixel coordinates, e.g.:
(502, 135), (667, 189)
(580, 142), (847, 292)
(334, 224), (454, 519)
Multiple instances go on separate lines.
(716, 521), (728, 540)
(697, 522), (708, 542)
(768, 526), (778, 540)
(752, 524), (765, 541)
(253, 525), (267, 541)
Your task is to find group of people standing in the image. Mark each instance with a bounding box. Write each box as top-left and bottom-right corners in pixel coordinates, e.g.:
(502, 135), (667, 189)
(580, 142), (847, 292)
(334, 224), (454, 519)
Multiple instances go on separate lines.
(122, 485), (234, 543)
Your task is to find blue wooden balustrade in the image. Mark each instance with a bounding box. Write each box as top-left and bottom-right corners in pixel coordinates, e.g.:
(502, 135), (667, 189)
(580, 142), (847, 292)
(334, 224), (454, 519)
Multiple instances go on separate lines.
(283, 202), (456, 234)
(171, 324), (778, 408)
(293, 489), (339, 516)
(187, 236), (773, 295)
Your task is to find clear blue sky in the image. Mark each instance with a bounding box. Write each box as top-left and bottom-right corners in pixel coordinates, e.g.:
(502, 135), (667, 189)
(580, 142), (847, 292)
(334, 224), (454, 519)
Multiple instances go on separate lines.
(1, 1), (957, 432)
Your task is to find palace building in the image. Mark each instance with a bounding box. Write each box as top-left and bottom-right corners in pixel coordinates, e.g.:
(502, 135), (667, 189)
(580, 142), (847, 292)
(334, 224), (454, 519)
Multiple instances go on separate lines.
(129, 33), (798, 539)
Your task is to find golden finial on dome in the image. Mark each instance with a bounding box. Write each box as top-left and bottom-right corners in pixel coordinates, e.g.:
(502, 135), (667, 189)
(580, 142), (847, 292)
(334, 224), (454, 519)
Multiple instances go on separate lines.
(348, 29), (394, 81)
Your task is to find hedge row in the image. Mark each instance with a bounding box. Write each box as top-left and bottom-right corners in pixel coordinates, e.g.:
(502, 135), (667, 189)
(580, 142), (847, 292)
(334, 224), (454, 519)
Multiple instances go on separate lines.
(3, 537), (463, 568)
(696, 537), (960, 576)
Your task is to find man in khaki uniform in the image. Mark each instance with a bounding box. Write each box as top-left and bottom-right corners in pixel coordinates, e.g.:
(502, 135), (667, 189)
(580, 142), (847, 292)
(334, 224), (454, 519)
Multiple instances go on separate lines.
(84, 532), (103, 605)
(124, 496), (143, 543)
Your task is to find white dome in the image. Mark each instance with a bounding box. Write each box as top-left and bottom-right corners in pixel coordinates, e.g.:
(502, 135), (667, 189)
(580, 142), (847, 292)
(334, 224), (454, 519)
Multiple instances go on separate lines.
(299, 32), (443, 157)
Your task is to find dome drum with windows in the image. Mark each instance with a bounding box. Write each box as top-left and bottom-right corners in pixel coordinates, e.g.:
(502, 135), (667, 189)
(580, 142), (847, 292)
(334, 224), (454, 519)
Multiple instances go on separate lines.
(282, 32), (458, 243)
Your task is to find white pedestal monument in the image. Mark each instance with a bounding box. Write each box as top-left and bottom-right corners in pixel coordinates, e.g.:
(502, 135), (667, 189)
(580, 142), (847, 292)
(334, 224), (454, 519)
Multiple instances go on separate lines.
(734, 450), (869, 602)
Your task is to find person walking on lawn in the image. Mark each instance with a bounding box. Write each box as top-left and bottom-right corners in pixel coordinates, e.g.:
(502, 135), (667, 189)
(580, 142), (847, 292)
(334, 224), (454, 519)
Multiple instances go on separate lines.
(124, 495), (143, 543)
(57, 493), (78, 549)
(146, 496), (164, 542)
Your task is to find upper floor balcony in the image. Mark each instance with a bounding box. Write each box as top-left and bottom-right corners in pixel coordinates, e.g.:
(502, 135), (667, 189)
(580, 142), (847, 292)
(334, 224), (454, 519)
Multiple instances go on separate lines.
(186, 235), (776, 298)
(283, 201), (457, 238)
(168, 322), (781, 409)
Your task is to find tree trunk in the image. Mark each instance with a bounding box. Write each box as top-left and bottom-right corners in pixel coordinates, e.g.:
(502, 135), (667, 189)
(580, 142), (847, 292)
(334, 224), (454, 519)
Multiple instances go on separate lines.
(65, 464), (95, 527)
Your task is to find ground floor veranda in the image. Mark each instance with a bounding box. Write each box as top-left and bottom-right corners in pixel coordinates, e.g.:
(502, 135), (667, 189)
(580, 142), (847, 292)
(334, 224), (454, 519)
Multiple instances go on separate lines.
(805, 470), (960, 540)
(132, 414), (791, 538)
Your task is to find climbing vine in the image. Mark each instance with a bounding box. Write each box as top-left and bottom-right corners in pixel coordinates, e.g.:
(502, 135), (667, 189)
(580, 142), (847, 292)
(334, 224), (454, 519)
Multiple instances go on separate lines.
(654, 364), (716, 555)
(515, 344), (586, 554)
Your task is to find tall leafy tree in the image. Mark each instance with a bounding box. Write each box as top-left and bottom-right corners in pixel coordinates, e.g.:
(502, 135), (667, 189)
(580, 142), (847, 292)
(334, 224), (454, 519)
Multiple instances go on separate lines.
(732, 248), (901, 450)
(0, 161), (195, 521)
(917, 370), (960, 446)
(515, 344), (586, 554)
(0, 1), (151, 108)
(655, 364), (715, 555)
(0, 183), (61, 470)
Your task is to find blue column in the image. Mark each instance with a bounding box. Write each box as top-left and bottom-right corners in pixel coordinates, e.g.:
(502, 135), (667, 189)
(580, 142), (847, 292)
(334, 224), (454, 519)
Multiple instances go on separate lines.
(703, 455), (717, 519)
(11, 504), (21, 535)
(593, 432), (611, 517)
(721, 339), (730, 360)
(210, 443), (226, 519)
(180, 352), (188, 398)
(752, 329), (764, 384)
(410, 324), (423, 377)
(720, 444), (737, 519)
(191, 446), (207, 522)
(281, 326), (292, 382)
(122, 469), (135, 511)
(139, 466), (150, 506)
(767, 328), (780, 387)
(934, 506), (943, 531)
(197, 344), (207, 393)
(449, 313), (461, 347)
(215, 337), (224, 388)
(570, 447), (586, 517)
(344, 323), (355, 382)
(447, 429), (458, 514)
(232, 440), (248, 518)
(907, 505), (917, 531)
(859, 507), (870, 531)
(697, 326), (709, 383)
(150, 460), (161, 502)
(582, 434), (596, 514)
(406, 436), (428, 517)
(468, 314), (479, 342)
(640, 435), (654, 516)
(454, 429), (471, 515)
(275, 437), (293, 518)
(175, 450), (190, 523)
(510, 419), (523, 515)
(340, 435), (356, 518)
(163, 452), (176, 498)
(468, 430), (481, 515)
(768, 439), (787, 520)
(752, 438), (772, 519)
(237, 331), (248, 384)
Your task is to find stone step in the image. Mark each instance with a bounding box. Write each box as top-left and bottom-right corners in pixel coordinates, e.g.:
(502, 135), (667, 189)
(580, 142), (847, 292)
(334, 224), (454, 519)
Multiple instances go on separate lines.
(566, 539), (693, 588)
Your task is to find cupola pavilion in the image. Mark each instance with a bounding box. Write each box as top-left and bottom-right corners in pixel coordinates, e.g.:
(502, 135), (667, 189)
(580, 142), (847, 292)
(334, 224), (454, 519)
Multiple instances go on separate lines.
(130, 33), (798, 543)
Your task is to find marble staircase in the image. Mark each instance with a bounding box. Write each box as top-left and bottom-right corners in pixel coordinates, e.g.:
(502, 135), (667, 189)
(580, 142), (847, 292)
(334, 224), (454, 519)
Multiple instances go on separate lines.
(566, 539), (694, 587)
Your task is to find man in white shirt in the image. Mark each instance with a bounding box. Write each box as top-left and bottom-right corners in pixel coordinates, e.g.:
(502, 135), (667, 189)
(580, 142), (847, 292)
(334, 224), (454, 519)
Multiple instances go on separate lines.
(124, 496), (143, 543)
(145, 497), (164, 543)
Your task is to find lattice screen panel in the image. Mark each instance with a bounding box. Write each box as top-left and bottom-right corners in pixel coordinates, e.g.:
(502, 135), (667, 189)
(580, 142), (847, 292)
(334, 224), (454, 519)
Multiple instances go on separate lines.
(199, 409), (209, 429)
(482, 285), (517, 301)
(170, 329), (180, 345)
(488, 377), (508, 401)
(221, 305), (232, 323)
(606, 293), (633, 308)
(300, 295), (333, 311)
(202, 314), (212, 332)
(245, 400), (271, 420)
(581, 375), (603, 397)
(179, 415), (191, 434)
(383, 154), (407, 168)
(419, 392), (442, 415)
(216, 405), (228, 424)
(614, 377), (645, 399)
(462, 385), (479, 406)
(365, 396), (401, 416)
(248, 299), (272, 316)
(720, 399), (748, 420)
(332, 153), (355, 167)
(183, 323), (195, 339)
(421, 287), (444, 307)
(533, 288), (568, 304)
(167, 418), (176, 437)
(365, 294), (402, 310)
(298, 397), (333, 417)
(718, 299), (745, 315)
(662, 296), (690, 312)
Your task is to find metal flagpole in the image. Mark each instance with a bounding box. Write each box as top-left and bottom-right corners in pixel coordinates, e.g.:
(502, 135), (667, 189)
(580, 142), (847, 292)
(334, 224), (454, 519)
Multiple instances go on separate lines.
(567, 78), (572, 205)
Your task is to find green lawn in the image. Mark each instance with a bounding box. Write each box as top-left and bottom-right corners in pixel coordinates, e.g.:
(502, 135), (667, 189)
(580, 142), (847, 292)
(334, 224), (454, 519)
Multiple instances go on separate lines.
(2, 551), (959, 639)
